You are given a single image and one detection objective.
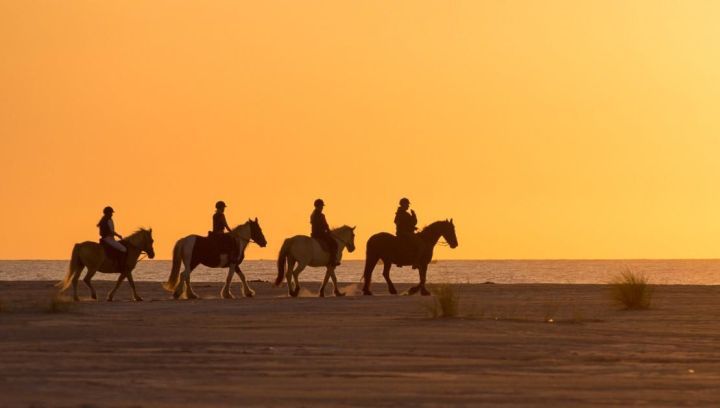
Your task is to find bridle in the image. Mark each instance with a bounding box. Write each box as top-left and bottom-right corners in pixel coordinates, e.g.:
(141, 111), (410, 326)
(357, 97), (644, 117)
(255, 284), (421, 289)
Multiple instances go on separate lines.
(332, 229), (353, 248)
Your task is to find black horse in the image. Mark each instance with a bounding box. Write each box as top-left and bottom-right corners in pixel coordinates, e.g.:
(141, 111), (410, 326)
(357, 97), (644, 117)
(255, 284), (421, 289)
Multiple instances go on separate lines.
(362, 219), (458, 296)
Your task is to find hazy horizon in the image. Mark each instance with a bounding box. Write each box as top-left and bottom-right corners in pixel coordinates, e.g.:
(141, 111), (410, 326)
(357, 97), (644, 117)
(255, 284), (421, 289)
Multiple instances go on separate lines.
(3, 1), (720, 260)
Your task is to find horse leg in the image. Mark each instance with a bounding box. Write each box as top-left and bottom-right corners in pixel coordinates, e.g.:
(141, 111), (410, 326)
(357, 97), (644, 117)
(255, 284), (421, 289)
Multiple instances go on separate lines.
(285, 259), (296, 296)
(221, 266), (235, 299)
(330, 268), (344, 297)
(419, 266), (431, 296)
(362, 256), (379, 296)
(382, 261), (397, 295)
(184, 269), (199, 299)
(318, 266), (332, 297)
(107, 273), (126, 302)
(83, 268), (98, 300)
(235, 265), (255, 297)
(126, 271), (143, 301)
(71, 266), (83, 301)
(290, 263), (306, 297)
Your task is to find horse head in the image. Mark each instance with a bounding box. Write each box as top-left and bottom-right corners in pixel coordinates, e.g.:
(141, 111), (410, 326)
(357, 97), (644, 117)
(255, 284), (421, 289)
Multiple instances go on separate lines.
(127, 228), (155, 258)
(441, 219), (458, 248)
(334, 225), (356, 252)
(248, 217), (267, 247)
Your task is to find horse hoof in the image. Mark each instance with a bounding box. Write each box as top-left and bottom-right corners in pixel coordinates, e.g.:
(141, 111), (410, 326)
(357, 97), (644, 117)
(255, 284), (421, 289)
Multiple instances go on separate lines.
(106, 297), (113, 302)
(362, 290), (373, 296)
(221, 292), (235, 299)
(134, 297), (144, 302)
(420, 289), (431, 296)
(91, 295), (98, 300)
(244, 291), (255, 298)
(406, 286), (420, 296)
(73, 296), (80, 302)
(389, 288), (398, 295)
(319, 291), (325, 298)
(335, 291), (345, 297)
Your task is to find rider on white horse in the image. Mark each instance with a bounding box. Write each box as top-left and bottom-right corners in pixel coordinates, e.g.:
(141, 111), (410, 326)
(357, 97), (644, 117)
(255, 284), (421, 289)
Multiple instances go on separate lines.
(311, 199), (339, 266)
(211, 201), (240, 265)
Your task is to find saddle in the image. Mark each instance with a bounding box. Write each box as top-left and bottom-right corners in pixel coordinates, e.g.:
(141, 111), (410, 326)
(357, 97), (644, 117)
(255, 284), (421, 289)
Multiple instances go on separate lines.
(313, 237), (330, 252)
(99, 240), (127, 271)
(206, 232), (241, 264)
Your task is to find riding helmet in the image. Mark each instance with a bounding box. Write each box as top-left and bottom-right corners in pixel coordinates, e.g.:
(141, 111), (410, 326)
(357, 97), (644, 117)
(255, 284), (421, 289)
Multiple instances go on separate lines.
(314, 198), (324, 208)
(215, 200), (227, 209)
(103, 206), (114, 215)
(399, 197), (410, 206)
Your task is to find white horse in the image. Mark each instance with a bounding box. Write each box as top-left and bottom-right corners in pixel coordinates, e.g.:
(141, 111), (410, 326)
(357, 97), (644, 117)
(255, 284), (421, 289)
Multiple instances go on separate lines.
(275, 225), (356, 297)
(163, 218), (267, 299)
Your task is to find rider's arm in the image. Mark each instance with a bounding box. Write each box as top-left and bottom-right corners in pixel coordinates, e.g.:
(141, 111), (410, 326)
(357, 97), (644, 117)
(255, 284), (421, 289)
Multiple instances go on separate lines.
(222, 214), (232, 233)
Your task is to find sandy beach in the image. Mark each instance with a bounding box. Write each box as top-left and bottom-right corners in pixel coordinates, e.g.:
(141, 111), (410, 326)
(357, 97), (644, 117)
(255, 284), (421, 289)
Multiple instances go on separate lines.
(1, 280), (719, 407)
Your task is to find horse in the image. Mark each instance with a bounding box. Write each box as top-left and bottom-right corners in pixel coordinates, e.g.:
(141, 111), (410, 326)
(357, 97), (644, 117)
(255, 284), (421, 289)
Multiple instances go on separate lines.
(362, 219), (458, 296)
(163, 218), (267, 300)
(57, 228), (156, 302)
(275, 225), (356, 297)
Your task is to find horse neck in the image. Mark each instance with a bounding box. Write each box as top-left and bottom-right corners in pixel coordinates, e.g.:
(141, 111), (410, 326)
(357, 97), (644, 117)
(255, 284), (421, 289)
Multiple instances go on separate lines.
(333, 228), (350, 247)
(125, 232), (144, 249)
(419, 223), (444, 247)
(233, 223), (251, 241)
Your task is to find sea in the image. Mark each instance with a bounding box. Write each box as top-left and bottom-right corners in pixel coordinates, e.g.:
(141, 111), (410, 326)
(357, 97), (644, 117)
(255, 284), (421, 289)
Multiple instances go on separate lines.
(1, 259), (720, 285)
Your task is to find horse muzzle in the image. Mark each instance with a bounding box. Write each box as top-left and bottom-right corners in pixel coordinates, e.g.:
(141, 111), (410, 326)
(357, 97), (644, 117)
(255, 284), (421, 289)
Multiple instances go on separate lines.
(147, 249), (156, 259)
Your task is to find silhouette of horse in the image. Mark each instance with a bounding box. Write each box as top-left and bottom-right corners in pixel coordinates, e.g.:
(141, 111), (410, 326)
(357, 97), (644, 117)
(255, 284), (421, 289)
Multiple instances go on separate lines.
(163, 218), (267, 299)
(362, 219), (458, 296)
(57, 228), (156, 301)
(275, 225), (356, 297)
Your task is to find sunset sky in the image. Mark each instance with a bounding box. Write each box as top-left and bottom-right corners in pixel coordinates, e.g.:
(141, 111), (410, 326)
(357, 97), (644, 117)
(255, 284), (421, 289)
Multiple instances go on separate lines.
(2, 1), (719, 260)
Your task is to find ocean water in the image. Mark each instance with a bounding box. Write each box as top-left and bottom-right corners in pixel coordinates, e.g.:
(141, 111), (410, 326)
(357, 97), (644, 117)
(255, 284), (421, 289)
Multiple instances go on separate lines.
(1, 259), (720, 285)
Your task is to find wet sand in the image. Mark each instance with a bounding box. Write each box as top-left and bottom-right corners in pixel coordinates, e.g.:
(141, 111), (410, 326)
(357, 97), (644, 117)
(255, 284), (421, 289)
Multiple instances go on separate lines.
(1, 280), (719, 407)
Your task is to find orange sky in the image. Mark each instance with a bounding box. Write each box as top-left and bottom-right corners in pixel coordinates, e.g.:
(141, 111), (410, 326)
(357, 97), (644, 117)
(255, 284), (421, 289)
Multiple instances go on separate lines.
(2, 1), (720, 260)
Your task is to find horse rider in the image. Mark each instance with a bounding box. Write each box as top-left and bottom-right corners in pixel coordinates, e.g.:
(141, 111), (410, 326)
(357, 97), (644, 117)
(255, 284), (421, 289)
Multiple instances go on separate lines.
(97, 206), (127, 270)
(311, 199), (339, 266)
(395, 197), (424, 269)
(211, 201), (240, 265)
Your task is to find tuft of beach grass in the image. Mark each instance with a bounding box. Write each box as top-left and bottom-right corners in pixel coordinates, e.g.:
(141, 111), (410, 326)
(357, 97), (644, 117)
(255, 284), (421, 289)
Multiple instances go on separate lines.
(422, 284), (460, 318)
(47, 294), (73, 313)
(610, 269), (653, 310)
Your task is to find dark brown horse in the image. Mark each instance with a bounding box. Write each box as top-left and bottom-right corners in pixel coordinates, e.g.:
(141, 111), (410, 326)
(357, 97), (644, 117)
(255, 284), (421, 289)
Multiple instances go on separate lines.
(362, 219), (458, 296)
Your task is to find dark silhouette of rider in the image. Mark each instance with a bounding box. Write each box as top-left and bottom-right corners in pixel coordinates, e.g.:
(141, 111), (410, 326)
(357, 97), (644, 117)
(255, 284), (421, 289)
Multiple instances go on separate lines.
(211, 201), (240, 265)
(97, 206), (128, 271)
(213, 201), (232, 234)
(311, 199), (339, 266)
(395, 197), (424, 269)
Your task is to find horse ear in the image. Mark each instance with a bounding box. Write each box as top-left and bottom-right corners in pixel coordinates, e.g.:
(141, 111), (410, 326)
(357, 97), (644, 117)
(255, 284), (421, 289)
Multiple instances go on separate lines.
(254, 217), (258, 223)
(352, 225), (356, 230)
(450, 218), (453, 225)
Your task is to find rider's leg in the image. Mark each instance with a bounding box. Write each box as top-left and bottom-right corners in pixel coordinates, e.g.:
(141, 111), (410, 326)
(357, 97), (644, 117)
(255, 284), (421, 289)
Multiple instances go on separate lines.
(102, 237), (128, 272)
(326, 236), (339, 266)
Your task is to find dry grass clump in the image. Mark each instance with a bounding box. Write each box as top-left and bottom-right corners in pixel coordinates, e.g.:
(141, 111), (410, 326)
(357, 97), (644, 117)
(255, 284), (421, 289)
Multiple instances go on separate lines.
(423, 284), (460, 318)
(610, 269), (653, 310)
(47, 294), (73, 313)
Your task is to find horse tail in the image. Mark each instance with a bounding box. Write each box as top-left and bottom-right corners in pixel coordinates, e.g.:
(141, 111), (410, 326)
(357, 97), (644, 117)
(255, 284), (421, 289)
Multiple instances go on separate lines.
(275, 239), (291, 286)
(163, 239), (184, 292)
(57, 244), (81, 291)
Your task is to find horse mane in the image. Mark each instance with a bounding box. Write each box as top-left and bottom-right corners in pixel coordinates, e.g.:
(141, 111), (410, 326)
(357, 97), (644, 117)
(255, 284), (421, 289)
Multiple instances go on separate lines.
(420, 220), (449, 234)
(128, 227), (152, 237)
(331, 225), (352, 232)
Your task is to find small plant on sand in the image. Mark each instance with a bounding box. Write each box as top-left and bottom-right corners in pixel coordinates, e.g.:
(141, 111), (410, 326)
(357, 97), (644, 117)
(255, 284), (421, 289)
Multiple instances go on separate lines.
(47, 294), (73, 313)
(610, 269), (653, 310)
(422, 284), (460, 318)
